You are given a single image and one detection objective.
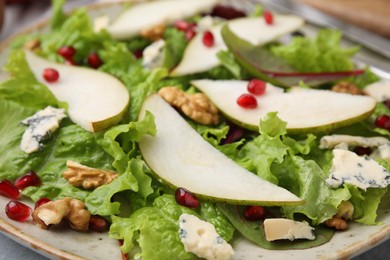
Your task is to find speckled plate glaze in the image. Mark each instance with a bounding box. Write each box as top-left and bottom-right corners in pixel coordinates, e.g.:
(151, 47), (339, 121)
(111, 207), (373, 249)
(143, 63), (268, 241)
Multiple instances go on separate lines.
(0, 1), (390, 259)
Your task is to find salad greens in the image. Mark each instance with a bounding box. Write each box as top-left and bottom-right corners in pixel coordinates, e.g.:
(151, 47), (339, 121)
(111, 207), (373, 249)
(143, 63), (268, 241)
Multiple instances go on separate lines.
(0, 0), (389, 259)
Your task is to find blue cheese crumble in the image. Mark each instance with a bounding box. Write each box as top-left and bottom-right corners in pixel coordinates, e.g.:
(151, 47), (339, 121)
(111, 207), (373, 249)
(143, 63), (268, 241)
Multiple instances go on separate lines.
(179, 213), (234, 260)
(263, 218), (315, 241)
(20, 106), (67, 153)
(326, 149), (390, 190)
(142, 39), (165, 70)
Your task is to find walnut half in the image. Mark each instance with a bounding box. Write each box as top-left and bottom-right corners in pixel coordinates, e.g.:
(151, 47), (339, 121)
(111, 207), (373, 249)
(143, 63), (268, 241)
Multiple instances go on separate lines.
(63, 160), (118, 189)
(159, 87), (220, 125)
(331, 81), (365, 95)
(32, 197), (90, 231)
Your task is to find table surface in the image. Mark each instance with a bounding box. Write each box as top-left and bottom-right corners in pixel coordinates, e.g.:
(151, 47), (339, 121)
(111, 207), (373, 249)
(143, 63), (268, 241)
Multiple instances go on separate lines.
(0, 1), (389, 259)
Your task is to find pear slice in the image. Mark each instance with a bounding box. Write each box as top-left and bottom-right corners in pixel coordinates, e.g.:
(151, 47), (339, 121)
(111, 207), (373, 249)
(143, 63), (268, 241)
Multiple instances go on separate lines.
(107, 0), (219, 40)
(191, 79), (376, 133)
(138, 94), (303, 206)
(24, 51), (130, 132)
(170, 23), (226, 76)
(171, 14), (304, 76)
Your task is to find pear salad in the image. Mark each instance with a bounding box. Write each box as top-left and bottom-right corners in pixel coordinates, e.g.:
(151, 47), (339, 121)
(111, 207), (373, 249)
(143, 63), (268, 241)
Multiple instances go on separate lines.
(0, 0), (390, 259)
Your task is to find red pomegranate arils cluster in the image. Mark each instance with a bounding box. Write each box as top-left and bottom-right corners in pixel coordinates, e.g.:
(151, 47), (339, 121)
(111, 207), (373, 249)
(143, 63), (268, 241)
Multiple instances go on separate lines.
(263, 11), (274, 25)
(237, 79), (267, 109)
(243, 206), (266, 221)
(43, 68), (60, 83)
(175, 187), (200, 208)
(174, 20), (197, 40)
(5, 200), (33, 222)
(211, 5), (246, 20)
(202, 30), (215, 47)
(1, 171), (43, 222)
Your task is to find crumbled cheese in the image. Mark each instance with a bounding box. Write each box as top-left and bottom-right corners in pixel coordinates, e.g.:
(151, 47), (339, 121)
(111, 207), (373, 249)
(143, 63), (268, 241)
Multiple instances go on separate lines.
(179, 213), (234, 260)
(319, 135), (390, 149)
(142, 39), (165, 70)
(326, 149), (390, 190)
(371, 144), (390, 163)
(263, 218), (315, 241)
(93, 15), (110, 33)
(364, 80), (390, 102)
(20, 106), (67, 153)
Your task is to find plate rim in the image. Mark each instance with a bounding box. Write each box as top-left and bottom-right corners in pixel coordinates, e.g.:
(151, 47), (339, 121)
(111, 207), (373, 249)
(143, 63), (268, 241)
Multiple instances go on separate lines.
(0, 1), (389, 259)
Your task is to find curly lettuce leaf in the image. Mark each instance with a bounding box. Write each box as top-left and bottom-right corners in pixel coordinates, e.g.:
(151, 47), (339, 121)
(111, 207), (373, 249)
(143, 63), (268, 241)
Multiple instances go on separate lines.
(271, 29), (359, 72)
(98, 111), (156, 173)
(110, 194), (235, 258)
(0, 50), (58, 109)
(21, 124), (113, 201)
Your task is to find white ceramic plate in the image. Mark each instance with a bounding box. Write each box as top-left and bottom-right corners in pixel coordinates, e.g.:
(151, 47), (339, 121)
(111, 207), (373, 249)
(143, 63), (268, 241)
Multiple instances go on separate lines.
(1, 1), (390, 259)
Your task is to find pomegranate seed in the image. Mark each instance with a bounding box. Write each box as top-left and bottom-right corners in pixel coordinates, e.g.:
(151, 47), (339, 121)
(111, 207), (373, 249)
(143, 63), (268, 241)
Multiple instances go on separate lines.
(185, 29), (196, 41)
(0, 180), (20, 199)
(237, 94), (258, 109)
(211, 5), (246, 20)
(88, 52), (103, 69)
(15, 171), (41, 190)
(119, 240), (129, 260)
(353, 146), (372, 156)
(383, 99), (390, 110)
(133, 49), (143, 59)
(375, 114), (390, 130)
(222, 124), (245, 144)
(34, 197), (51, 209)
(43, 68), (59, 83)
(175, 20), (191, 31)
(5, 200), (32, 222)
(202, 31), (215, 47)
(263, 11), (274, 25)
(247, 79), (266, 96)
(64, 58), (77, 66)
(57, 46), (76, 60)
(175, 187), (199, 208)
(89, 215), (110, 232)
(243, 206), (265, 221)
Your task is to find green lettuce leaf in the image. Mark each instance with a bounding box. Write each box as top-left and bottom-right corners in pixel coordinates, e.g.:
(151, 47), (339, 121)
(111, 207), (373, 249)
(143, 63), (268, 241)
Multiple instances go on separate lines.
(271, 29), (359, 72)
(0, 50), (58, 109)
(22, 124), (113, 201)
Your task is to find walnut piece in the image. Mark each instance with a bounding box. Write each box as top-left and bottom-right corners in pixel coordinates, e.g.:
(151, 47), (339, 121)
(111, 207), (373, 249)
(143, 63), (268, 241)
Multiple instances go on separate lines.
(32, 197), (91, 231)
(63, 160), (118, 189)
(140, 23), (165, 41)
(324, 216), (348, 231)
(159, 87), (220, 125)
(24, 39), (41, 51)
(331, 81), (365, 95)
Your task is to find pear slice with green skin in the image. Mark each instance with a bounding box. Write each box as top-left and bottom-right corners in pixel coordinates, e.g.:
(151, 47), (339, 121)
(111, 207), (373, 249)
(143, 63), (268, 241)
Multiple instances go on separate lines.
(170, 23), (226, 76)
(24, 50), (130, 132)
(171, 14), (304, 77)
(107, 0), (219, 40)
(138, 94), (303, 206)
(191, 79), (377, 134)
